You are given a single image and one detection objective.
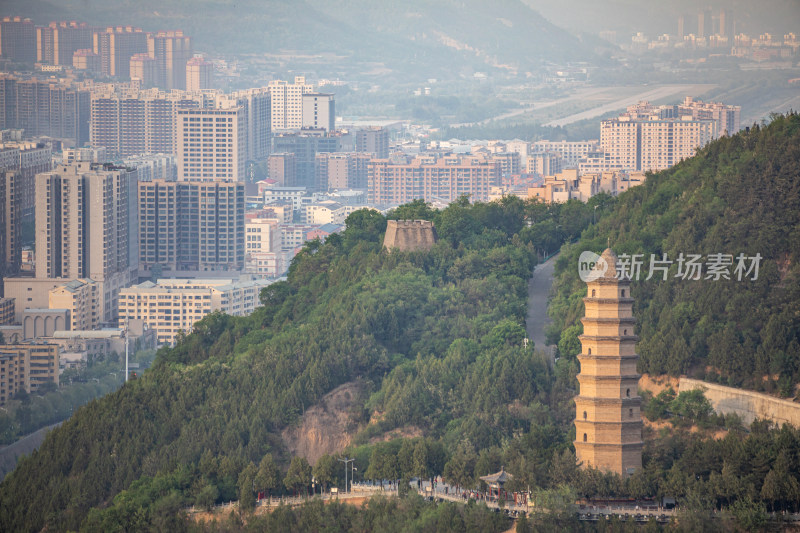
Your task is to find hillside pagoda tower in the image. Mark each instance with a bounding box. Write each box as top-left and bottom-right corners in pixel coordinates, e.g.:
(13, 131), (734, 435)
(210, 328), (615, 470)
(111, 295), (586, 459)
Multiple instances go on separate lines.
(574, 248), (643, 476)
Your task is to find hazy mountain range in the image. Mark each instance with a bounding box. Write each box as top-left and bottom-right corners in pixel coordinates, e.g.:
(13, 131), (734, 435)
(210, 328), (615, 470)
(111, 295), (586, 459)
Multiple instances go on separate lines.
(5, 0), (605, 80)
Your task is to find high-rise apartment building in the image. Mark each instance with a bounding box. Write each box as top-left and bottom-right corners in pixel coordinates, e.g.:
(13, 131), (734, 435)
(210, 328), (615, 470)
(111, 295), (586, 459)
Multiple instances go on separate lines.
(268, 153), (296, 187)
(0, 17), (36, 64)
(315, 152), (372, 191)
(147, 31), (192, 90)
(186, 57), (213, 91)
(228, 88), (271, 161)
(0, 141), (52, 223)
(129, 53), (157, 88)
(268, 76), (314, 131)
(35, 162), (137, 322)
(36, 21), (94, 66)
(121, 153), (176, 181)
(138, 179), (245, 273)
(368, 155), (500, 205)
(177, 106), (245, 181)
(89, 87), (204, 157)
(72, 48), (101, 72)
(532, 140), (600, 168)
(355, 127), (389, 159)
(0, 74), (91, 145)
(302, 93), (335, 131)
(92, 26), (148, 79)
(0, 170), (22, 283)
(527, 152), (563, 177)
(600, 98), (738, 173)
(272, 130), (340, 190)
(0, 344), (59, 404)
(698, 8), (713, 39)
(575, 248), (642, 476)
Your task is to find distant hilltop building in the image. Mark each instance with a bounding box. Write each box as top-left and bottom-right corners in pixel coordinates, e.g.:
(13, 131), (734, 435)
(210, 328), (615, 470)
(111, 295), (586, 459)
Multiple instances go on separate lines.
(575, 248), (643, 477)
(383, 220), (438, 252)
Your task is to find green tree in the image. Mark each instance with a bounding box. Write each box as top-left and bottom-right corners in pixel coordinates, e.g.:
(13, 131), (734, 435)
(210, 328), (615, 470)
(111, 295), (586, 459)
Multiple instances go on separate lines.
(312, 454), (336, 494)
(195, 482), (219, 511)
(284, 456), (312, 497)
(255, 453), (281, 503)
(237, 462), (257, 512)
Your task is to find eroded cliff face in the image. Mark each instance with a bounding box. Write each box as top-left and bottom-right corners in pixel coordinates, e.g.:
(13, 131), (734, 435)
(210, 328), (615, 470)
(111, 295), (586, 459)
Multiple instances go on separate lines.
(281, 381), (365, 465)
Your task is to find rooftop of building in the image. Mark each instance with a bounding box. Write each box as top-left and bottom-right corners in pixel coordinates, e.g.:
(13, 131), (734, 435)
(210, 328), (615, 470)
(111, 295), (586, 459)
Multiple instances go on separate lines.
(50, 329), (124, 339)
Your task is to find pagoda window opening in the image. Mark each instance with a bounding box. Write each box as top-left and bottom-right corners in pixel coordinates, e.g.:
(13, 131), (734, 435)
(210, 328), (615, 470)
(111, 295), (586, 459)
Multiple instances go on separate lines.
(621, 289), (626, 297)
(583, 433), (587, 442)
(583, 411), (587, 420)
(588, 348), (592, 355)
(626, 388), (631, 398)
(592, 289), (596, 297)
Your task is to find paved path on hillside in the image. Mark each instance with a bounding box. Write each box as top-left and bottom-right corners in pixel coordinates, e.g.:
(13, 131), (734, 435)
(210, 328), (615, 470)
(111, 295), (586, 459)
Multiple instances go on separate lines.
(0, 422), (61, 480)
(526, 254), (559, 365)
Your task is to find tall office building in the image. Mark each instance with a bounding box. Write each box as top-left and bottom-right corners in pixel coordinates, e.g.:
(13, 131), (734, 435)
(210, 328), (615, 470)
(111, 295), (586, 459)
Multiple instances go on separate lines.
(575, 248), (642, 476)
(0, 17), (36, 64)
(268, 76), (314, 131)
(35, 162), (137, 322)
(93, 26), (148, 79)
(355, 127), (389, 159)
(302, 93), (335, 131)
(177, 106), (246, 181)
(147, 31), (192, 90)
(186, 57), (213, 91)
(36, 21), (94, 66)
(368, 155), (500, 205)
(90, 87), (204, 157)
(138, 179), (244, 273)
(273, 130), (340, 190)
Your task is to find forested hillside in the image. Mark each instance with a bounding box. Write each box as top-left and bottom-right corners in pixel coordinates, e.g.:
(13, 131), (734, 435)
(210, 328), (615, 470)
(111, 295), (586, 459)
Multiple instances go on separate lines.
(549, 113), (800, 394)
(0, 196), (600, 531)
(3, 115), (800, 532)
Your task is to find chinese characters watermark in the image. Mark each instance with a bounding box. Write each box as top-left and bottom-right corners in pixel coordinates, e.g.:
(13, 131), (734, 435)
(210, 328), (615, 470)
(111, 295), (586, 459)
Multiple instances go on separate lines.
(578, 251), (761, 282)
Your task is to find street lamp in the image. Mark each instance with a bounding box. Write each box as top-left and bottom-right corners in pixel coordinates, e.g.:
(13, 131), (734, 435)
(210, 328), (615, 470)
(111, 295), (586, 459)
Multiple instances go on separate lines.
(124, 320), (129, 382)
(338, 457), (354, 494)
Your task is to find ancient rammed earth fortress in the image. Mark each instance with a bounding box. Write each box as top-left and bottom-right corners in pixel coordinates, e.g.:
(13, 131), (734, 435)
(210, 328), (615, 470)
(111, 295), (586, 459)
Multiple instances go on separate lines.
(383, 220), (438, 252)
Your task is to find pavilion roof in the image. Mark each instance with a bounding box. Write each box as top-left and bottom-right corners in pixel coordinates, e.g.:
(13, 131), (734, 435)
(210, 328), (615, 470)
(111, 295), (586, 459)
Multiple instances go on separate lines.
(479, 466), (513, 487)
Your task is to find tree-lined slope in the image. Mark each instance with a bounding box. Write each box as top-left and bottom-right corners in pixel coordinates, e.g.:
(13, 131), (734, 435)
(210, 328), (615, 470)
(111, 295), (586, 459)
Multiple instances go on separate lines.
(0, 198), (599, 532)
(549, 113), (800, 393)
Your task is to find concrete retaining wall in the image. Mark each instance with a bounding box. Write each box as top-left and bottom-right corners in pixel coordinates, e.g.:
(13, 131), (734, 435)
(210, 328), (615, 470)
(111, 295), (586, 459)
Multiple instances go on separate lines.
(680, 378), (800, 427)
